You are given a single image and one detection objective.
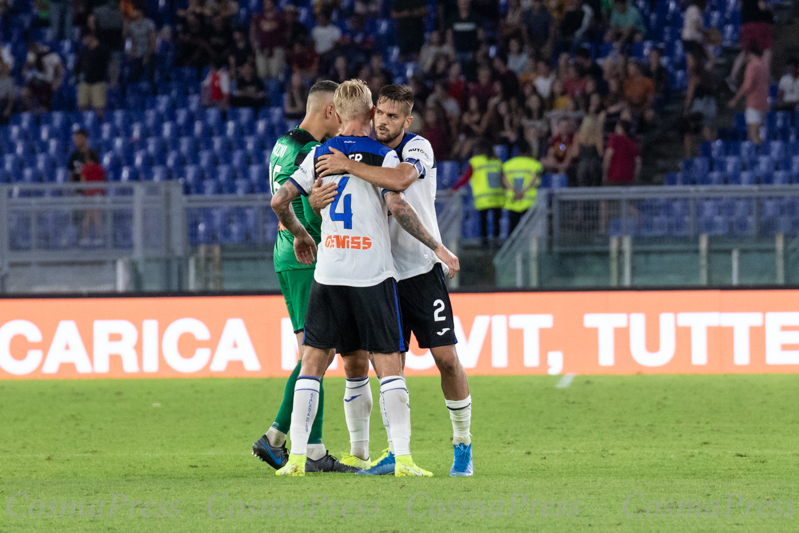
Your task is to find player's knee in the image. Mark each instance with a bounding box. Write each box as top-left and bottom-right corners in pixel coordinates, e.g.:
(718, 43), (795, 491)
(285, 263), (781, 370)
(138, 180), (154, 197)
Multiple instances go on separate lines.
(343, 351), (370, 377)
(431, 346), (461, 375)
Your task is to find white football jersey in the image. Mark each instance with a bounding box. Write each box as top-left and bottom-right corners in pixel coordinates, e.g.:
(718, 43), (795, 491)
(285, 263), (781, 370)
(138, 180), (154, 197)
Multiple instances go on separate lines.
(388, 134), (443, 280)
(290, 136), (400, 287)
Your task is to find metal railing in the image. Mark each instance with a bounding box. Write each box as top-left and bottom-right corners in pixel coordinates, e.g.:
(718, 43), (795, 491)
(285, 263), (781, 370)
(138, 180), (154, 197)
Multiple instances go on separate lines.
(494, 190), (549, 288)
(0, 182), (465, 293)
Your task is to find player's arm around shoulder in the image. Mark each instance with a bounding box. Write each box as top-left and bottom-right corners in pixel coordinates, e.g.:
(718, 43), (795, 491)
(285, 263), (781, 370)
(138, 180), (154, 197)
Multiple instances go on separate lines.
(271, 165), (316, 265)
(315, 147), (418, 191)
(383, 191), (460, 278)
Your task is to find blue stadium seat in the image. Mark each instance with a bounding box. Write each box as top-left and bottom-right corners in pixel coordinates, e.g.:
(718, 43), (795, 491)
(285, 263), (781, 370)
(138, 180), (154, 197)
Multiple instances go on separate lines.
(437, 161), (461, 189)
(769, 140), (786, 162)
(210, 136), (234, 155)
(217, 165), (236, 193)
(35, 154), (57, 174)
(119, 166), (139, 182)
(231, 149), (250, 169)
(754, 156), (775, 182)
(230, 107), (255, 128)
(202, 178), (221, 196)
(706, 171), (725, 186)
(21, 168), (43, 183)
(663, 172), (682, 185)
(234, 178), (253, 195)
(150, 166), (170, 182)
(739, 141), (757, 167)
(198, 150), (218, 168)
(773, 170), (791, 185)
(182, 165), (204, 194)
(739, 170), (756, 186)
(493, 145), (509, 162)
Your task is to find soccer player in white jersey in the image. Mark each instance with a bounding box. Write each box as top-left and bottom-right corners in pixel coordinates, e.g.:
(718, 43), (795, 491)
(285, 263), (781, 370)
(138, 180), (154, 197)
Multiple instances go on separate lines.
(312, 85), (474, 476)
(269, 79), (460, 477)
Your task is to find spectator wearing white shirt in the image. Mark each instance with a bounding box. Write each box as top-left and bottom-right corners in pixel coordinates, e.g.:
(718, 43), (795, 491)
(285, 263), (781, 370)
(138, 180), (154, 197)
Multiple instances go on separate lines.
(202, 57), (230, 110)
(507, 37), (528, 76)
(534, 60), (555, 99)
(311, 11), (342, 74)
(777, 57), (799, 112)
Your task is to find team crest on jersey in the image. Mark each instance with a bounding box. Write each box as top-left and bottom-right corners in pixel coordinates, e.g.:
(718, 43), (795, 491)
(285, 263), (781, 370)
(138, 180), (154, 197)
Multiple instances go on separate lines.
(324, 235), (372, 250)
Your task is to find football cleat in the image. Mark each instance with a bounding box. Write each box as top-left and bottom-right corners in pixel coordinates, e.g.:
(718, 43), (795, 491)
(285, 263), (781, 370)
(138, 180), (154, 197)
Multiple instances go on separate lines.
(356, 450), (395, 475)
(450, 443), (473, 477)
(275, 454), (306, 476)
(370, 448), (391, 467)
(339, 453), (371, 470)
(395, 455), (433, 477)
(306, 451), (361, 473)
(252, 434), (288, 470)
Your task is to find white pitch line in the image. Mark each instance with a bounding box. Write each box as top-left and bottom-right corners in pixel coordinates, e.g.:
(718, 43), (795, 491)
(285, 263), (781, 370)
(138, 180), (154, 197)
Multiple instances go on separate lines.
(556, 373), (576, 388)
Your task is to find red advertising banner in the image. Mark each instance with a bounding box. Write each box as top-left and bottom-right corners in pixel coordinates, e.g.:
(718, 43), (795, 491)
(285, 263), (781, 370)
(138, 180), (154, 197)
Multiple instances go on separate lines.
(2, 290), (799, 379)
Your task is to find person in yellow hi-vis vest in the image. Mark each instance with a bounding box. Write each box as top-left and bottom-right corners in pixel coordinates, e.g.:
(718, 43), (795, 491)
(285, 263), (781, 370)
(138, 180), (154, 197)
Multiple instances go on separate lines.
(503, 143), (542, 235)
(452, 139), (510, 246)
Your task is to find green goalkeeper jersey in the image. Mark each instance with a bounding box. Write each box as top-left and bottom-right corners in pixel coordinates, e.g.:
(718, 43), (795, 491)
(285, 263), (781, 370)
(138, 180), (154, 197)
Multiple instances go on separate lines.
(270, 128), (322, 272)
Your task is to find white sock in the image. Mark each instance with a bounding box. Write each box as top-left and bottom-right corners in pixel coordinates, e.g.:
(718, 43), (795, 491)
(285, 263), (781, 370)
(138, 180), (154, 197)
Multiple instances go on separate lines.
(380, 376), (411, 457)
(288, 376), (320, 456)
(266, 426), (286, 447)
(379, 392), (394, 454)
(307, 443), (326, 461)
(446, 395), (472, 446)
(343, 376), (372, 460)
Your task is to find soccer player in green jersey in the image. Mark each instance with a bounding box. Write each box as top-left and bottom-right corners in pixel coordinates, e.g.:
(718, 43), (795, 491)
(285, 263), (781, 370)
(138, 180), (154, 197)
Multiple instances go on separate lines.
(252, 80), (356, 473)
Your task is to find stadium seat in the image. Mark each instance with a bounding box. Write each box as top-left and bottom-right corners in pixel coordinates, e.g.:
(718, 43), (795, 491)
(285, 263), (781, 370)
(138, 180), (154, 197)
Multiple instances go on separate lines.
(119, 167), (139, 182)
(234, 178), (253, 195)
(437, 161), (461, 189)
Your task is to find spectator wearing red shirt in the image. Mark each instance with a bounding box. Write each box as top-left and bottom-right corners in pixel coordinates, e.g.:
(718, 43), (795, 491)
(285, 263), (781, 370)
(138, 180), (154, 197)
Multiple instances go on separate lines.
(80, 151), (106, 246)
(603, 120), (641, 184)
(250, 0), (286, 80)
(562, 63), (587, 98)
(201, 58), (230, 110)
(542, 118), (575, 174)
(469, 64), (498, 110)
(447, 61), (466, 109)
(728, 45), (770, 145)
(421, 104), (452, 160)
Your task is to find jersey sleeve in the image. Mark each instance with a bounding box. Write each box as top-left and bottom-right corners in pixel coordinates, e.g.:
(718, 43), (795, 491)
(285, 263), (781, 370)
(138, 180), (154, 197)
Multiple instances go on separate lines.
(401, 137), (434, 179)
(288, 146), (316, 196)
(379, 150), (401, 195)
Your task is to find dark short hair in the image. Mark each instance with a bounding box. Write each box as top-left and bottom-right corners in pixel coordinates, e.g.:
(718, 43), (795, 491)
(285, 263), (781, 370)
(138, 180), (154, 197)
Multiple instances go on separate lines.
(619, 120), (633, 136)
(309, 80), (339, 95)
(377, 84), (415, 115)
(73, 127), (89, 137)
(748, 44), (762, 56)
(576, 47), (591, 59)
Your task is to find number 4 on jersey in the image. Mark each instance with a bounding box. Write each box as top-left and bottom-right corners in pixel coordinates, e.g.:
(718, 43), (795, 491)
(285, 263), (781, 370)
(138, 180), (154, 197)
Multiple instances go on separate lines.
(330, 177), (353, 229)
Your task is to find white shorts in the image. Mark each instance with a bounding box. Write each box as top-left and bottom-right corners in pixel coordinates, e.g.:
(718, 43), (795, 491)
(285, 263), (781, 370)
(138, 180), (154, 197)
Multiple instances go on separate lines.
(745, 108), (764, 125)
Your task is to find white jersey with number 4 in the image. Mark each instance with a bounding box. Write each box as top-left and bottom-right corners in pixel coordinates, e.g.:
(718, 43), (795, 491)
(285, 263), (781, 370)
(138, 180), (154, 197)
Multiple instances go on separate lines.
(388, 133), (443, 281)
(290, 136), (400, 287)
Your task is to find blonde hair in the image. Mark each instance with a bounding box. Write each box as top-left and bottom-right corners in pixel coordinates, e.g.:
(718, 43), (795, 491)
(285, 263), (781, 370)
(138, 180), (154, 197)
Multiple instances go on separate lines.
(579, 114), (603, 143)
(334, 79), (373, 122)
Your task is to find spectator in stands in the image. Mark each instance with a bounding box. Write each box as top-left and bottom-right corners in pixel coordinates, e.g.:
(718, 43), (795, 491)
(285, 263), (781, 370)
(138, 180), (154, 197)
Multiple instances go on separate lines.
(603, 119), (640, 185)
(503, 141), (543, 234)
(506, 38), (528, 78)
(522, 0), (554, 60)
(728, 45), (769, 145)
(559, 0), (594, 48)
(0, 61), (15, 124)
(549, 79), (570, 110)
(777, 57), (799, 112)
(447, 61), (466, 109)
(681, 0), (709, 75)
(427, 80), (461, 133)
(283, 71), (307, 121)
(21, 42), (64, 113)
(682, 55), (717, 157)
(201, 57), (230, 110)
(452, 138), (507, 246)
(623, 60), (655, 125)
(176, 12), (211, 69)
(727, 0), (773, 90)
(155, 26), (176, 82)
(68, 129), (98, 183)
(454, 95), (487, 159)
(422, 104), (452, 160)
(89, 0), (124, 88)
(288, 39), (319, 82)
(310, 10), (342, 74)
(392, 0), (427, 61)
(75, 29), (110, 119)
(522, 92), (549, 158)
(124, 8), (156, 82)
(228, 28), (254, 78)
(208, 14), (233, 67)
(533, 60), (555, 100)
(330, 55), (350, 84)
(370, 54), (393, 85)
(499, 0), (525, 47)
(79, 151), (106, 246)
(574, 113), (604, 187)
(339, 14), (374, 67)
(575, 47), (602, 84)
(646, 46), (669, 106)
(603, 76), (629, 134)
(447, 0), (482, 66)
(493, 54), (520, 100)
(469, 64), (498, 109)
(230, 61), (267, 109)
(419, 30), (455, 74)
(605, 0), (646, 46)
(563, 63), (587, 98)
(284, 5), (308, 49)
(542, 118), (574, 174)
(250, 0), (286, 80)
(49, 0), (73, 41)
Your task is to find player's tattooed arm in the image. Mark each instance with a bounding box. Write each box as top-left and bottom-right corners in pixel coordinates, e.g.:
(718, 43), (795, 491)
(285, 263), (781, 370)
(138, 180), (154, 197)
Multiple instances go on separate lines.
(384, 191), (460, 278)
(270, 181), (317, 265)
(315, 148), (418, 191)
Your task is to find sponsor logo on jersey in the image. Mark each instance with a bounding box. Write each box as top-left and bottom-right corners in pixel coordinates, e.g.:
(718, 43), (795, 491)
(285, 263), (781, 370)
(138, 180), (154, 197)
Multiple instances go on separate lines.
(324, 235), (372, 250)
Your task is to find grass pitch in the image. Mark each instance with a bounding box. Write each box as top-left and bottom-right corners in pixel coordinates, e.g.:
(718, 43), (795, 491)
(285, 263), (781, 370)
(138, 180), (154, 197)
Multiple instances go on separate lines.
(1, 375), (798, 532)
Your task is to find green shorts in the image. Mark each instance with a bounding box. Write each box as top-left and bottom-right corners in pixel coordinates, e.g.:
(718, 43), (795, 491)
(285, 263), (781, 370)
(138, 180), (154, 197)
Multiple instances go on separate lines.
(277, 269), (315, 333)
